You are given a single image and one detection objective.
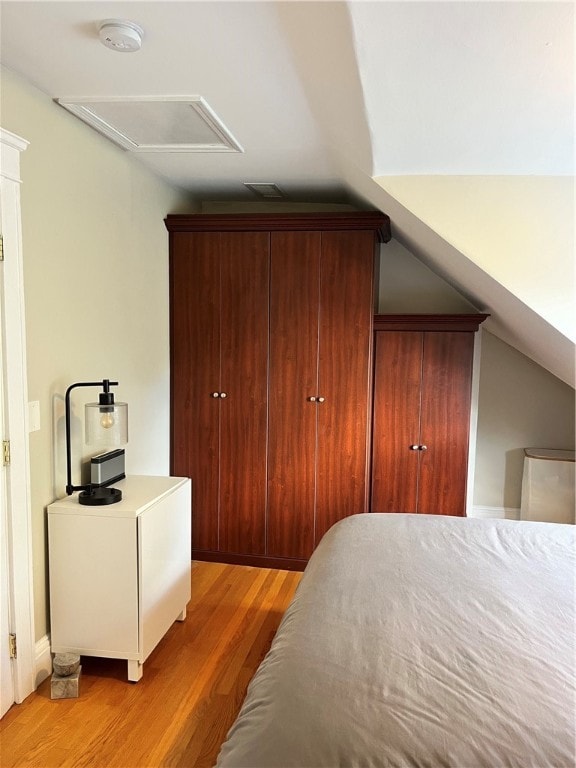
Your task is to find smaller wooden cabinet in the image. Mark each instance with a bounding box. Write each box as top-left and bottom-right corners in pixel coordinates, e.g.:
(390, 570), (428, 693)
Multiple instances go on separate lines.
(371, 315), (487, 517)
(48, 476), (191, 681)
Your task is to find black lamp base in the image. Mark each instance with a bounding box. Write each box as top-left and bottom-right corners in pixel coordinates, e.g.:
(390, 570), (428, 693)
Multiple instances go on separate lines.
(78, 486), (122, 506)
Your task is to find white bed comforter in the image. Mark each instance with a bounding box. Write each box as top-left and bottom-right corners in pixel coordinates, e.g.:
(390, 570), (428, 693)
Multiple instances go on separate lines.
(216, 514), (576, 767)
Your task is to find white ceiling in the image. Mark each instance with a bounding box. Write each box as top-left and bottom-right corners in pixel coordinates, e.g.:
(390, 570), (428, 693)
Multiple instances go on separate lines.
(1, 1), (572, 200)
(1, 1), (344, 200)
(350, 1), (573, 175)
(1, 1), (574, 385)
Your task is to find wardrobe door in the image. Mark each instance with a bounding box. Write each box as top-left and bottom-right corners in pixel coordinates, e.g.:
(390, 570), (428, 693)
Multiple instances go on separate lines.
(315, 231), (375, 542)
(418, 332), (474, 516)
(219, 233), (269, 555)
(170, 232), (220, 552)
(371, 331), (423, 514)
(267, 231), (321, 560)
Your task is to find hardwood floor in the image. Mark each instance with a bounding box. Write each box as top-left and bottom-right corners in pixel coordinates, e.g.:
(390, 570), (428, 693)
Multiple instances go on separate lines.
(0, 562), (302, 768)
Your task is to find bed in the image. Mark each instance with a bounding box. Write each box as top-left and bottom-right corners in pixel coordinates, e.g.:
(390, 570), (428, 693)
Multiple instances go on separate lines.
(216, 513), (575, 767)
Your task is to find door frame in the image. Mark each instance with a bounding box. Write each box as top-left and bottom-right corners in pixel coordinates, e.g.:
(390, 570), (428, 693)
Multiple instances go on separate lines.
(0, 127), (35, 712)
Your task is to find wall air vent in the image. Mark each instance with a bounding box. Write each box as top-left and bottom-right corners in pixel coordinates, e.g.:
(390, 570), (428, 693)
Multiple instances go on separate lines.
(56, 96), (243, 153)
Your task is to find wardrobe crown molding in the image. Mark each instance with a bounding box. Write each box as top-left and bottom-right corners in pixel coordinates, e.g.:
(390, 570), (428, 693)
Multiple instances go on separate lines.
(165, 212), (391, 242)
(373, 314), (489, 332)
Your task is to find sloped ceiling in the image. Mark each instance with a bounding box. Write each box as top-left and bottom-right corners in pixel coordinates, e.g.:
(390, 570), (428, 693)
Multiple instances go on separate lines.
(0, 1), (573, 385)
(350, 2), (573, 176)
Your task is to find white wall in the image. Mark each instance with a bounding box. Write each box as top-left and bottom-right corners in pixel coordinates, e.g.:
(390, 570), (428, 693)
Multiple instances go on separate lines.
(474, 331), (575, 510)
(1, 67), (191, 639)
(376, 175), (575, 341)
(378, 238), (476, 313)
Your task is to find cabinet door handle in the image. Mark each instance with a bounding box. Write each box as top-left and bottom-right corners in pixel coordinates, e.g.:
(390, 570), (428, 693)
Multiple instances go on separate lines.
(220, 392), (227, 399)
(419, 445), (427, 451)
(317, 396), (325, 403)
(308, 396), (317, 402)
(409, 445), (420, 450)
(211, 392), (220, 398)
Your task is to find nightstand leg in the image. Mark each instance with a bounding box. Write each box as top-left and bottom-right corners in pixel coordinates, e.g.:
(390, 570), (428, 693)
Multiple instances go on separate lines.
(128, 660), (143, 682)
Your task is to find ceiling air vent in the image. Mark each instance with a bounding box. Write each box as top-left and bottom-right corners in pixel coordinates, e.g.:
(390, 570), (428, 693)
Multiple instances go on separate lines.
(244, 183), (286, 199)
(56, 96), (243, 153)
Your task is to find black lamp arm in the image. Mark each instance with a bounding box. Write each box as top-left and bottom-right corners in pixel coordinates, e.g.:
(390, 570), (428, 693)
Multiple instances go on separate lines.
(65, 379), (118, 495)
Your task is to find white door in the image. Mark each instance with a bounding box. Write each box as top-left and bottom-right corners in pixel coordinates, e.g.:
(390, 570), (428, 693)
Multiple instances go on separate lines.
(0, 128), (35, 718)
(0, 235), (16, 716)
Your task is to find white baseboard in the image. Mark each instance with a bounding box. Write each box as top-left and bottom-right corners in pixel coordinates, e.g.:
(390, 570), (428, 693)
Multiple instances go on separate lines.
(470, 506), (521, 520)
(35, 634), (52, 687)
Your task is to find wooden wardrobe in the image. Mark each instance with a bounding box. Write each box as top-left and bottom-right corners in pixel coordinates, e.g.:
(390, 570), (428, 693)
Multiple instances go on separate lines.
(371, 314), (487, 517)
(166, 212), (390, 569)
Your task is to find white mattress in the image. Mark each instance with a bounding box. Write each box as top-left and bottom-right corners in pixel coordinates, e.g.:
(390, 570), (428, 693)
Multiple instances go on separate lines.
(216, 514), (576, 767)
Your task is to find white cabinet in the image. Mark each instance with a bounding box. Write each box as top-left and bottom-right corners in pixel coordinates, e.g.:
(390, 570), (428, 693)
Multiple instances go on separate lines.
(521, 449), (575, 524)
(48, 475), (191, 681)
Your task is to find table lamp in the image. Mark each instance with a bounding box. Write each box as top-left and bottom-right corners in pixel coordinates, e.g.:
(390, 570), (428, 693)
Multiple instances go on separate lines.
(65, 379), (128, 505)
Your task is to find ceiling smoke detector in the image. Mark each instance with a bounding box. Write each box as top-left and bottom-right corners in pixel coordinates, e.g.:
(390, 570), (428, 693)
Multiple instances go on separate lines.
(98, 19), (144, 53)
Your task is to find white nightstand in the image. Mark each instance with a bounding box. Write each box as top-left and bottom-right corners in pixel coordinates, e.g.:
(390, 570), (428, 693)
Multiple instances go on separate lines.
(47, 475), (191, 682)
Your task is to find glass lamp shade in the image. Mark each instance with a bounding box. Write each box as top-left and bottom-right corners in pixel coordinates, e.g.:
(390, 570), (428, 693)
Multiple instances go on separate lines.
(85, 401), (128, 447)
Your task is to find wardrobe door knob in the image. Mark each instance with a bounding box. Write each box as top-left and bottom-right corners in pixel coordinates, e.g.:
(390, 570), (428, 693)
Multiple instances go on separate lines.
(211, 392), (220, 398)
(308, 396), (317, 402)
(220, 392), (227, 399)
(420, 445), (427, 451)
(317, 397), (325, 403)
(409, 445), (419, 451)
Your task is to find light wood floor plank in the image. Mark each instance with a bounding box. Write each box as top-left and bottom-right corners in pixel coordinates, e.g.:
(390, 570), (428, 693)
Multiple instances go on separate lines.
(0, 562), (301, 768)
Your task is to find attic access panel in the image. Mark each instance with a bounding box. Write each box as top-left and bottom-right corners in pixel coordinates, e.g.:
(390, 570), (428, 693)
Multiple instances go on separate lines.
(56, 96), (243, 153)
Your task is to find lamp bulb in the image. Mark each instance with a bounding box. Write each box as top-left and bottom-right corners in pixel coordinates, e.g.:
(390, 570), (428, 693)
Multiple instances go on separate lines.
(100, 411), (115, 429)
